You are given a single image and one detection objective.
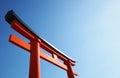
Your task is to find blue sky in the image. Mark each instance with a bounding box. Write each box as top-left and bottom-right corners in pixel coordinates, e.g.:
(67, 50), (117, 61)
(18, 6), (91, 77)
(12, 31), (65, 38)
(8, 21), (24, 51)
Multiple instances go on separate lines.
(1, 0), (120, 78)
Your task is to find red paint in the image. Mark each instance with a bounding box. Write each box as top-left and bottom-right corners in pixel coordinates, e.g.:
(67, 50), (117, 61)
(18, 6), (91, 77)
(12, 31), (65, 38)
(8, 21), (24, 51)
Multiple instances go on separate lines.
(7, 15), (78, 78)
(29, 40), (41, 78)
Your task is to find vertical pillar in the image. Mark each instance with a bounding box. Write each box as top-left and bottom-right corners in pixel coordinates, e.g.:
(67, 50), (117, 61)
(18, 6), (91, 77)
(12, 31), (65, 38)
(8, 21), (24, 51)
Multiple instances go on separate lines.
(29, 39), (41, 78)
(65, 60), (74, 78)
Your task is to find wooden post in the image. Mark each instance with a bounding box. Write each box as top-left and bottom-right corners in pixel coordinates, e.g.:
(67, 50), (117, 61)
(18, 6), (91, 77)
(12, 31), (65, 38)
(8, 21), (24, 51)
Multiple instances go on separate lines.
(29, 39), (41, 78)
(65, 60), (74, 78)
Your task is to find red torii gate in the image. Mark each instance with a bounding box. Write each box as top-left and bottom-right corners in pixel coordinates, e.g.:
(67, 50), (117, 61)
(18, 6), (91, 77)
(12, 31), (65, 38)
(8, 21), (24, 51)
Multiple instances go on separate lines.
(5, 10), (78, 78)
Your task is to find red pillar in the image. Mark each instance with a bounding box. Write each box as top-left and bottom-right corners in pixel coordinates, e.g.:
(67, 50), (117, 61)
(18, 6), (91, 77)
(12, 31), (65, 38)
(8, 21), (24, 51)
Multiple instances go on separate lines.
(29, 39), (41, 78)
(65, 60), (74, 78)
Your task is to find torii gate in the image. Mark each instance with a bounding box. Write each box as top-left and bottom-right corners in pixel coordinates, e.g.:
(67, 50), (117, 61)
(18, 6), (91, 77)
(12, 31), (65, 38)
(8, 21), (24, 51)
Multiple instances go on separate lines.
(5, 10), (78, 78)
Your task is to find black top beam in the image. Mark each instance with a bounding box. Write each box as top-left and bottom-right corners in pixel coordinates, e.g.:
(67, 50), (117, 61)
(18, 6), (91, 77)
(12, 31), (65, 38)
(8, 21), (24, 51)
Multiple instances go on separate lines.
(5, 10), (76, 63)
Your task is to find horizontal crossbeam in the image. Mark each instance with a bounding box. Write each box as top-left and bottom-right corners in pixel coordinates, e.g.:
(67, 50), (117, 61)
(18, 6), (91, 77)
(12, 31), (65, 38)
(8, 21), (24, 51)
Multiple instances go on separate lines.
(9, 34), (78, 76)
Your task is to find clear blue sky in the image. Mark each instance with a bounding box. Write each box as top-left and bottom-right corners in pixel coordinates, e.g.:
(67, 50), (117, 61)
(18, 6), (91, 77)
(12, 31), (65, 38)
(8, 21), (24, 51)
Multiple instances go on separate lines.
(0, 0), (120, 78)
